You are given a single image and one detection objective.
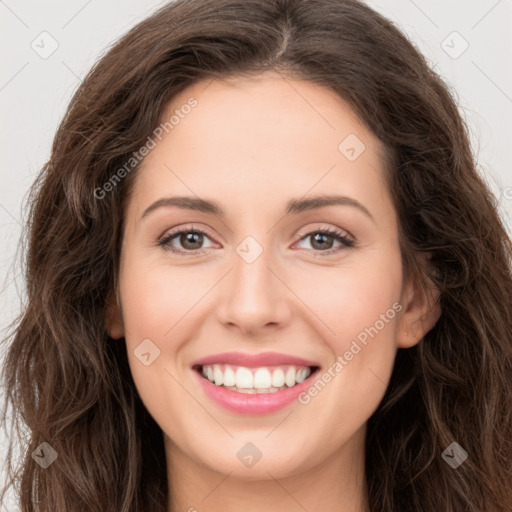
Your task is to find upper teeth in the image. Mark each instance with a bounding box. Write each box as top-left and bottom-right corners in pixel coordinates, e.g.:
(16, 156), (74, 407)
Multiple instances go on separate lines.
(201, 364), (312, 390)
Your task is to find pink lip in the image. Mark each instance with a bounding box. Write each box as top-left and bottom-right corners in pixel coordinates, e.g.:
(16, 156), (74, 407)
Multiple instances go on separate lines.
(191, 352), (320, 415)
(191, 351), (320, 368)
(193, 369), (318, 415)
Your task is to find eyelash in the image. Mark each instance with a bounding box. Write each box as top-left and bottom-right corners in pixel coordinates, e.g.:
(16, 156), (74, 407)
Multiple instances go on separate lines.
(157, 225), (354, 256)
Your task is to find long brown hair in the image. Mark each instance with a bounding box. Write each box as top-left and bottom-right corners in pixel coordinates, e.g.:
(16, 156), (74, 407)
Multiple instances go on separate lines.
(2, 0), (511, 510)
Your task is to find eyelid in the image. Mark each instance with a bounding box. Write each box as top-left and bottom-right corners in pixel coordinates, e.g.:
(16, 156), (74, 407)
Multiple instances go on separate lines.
(294, 223), (353, 242)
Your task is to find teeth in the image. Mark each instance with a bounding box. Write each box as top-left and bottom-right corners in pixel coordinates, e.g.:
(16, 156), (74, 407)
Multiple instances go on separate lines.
(200, 364), (313, 392)
(296, 368), (308, 383)
(285, 367), (296, 387)
(235, 367), (253, 389)
(213, 364), (223, 386)
(271, 368), (285, 387)
(253, 368), (272, 388)
(224, 386), (286, 394)
(223, 366), (236, 387)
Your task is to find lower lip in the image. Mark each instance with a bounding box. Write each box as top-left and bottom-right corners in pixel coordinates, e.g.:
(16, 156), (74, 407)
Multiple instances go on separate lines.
(194, 369), (318, 415)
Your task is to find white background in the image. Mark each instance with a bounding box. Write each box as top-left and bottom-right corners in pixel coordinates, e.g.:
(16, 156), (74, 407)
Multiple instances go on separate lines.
(1, 1), (511, 509)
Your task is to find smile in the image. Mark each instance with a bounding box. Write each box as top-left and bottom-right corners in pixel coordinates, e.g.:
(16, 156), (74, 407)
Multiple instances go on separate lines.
(191, 352), (321, 414)
(197, 364), (314, 393)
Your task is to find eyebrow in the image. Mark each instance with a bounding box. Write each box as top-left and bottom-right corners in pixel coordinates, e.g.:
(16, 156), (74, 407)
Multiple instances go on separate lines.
(140, 194), (375, 223)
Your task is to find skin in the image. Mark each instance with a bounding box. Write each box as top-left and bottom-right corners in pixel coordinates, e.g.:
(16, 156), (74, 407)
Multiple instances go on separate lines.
(107, 71), (441, 512)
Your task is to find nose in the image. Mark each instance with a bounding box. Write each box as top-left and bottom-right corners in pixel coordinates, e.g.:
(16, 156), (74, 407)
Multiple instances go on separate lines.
(216, 244), (292, 336)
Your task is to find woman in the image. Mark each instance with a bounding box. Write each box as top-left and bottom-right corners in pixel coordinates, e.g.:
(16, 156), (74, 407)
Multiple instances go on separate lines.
(2, 0), (511, 511)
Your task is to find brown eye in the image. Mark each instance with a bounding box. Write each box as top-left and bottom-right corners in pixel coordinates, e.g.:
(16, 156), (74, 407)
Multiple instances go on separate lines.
(310, 232), (335, 250)
(178, 231), (204, 250)
(296, 228), (354, 255)
(158, 228), (214, 254)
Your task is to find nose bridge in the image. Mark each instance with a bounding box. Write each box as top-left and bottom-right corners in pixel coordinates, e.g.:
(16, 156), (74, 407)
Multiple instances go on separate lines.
(217, 233), (290, 333)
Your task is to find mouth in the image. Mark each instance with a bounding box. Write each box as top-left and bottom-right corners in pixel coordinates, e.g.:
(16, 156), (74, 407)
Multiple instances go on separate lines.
(192, 363), (321, 394)
(191, 352), (321, 415)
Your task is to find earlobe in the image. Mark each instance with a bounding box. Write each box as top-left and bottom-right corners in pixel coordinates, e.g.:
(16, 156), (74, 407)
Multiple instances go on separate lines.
(105, 289), (125, 339)
(396, 252), (441, 349)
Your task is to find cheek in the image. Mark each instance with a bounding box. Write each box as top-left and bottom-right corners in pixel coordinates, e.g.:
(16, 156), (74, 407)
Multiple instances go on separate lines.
(293, 244), (403, 349)
(293, 244), (403, 410)
(335, 262), (402, 355)
(116, 250), (197, 389)
(119, 251), (204, 339)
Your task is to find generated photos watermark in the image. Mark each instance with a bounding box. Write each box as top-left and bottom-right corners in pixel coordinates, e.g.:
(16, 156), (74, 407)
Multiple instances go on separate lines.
(298, 301), (403, 405)
(94, 97), (198, 200)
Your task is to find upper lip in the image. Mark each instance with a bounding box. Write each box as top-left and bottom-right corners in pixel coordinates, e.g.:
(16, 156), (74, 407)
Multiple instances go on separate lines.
(192, 351), (320, 368)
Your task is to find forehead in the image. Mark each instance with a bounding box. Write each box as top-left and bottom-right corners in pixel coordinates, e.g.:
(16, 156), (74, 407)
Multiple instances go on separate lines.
(164, 71), (373, 152)
(127, 72), (391, 221)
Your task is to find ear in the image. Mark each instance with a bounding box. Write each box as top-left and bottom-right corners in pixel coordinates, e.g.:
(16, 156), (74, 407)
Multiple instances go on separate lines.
(106, 287), (125, 339)
(396, 252), (441, 349)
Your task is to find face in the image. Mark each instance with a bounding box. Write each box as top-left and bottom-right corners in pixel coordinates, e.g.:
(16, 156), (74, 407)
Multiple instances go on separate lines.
(108, 71), (437, 481)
